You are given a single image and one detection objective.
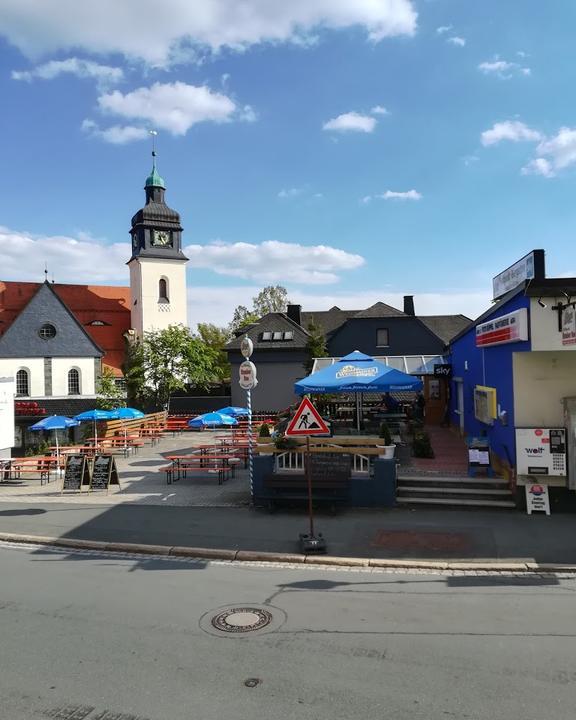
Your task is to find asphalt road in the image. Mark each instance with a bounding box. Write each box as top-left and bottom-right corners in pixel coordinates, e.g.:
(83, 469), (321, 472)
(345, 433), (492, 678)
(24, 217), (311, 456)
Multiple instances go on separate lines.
(1, 542), (576, 719)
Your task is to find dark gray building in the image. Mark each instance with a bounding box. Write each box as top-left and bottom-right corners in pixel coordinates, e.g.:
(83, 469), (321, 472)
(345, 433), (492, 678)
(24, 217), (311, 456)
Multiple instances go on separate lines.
(224, 297), (470, 412)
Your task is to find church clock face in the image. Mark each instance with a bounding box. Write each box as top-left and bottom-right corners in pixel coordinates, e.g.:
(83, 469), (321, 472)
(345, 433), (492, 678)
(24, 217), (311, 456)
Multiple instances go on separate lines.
(151, 230), (172, 247)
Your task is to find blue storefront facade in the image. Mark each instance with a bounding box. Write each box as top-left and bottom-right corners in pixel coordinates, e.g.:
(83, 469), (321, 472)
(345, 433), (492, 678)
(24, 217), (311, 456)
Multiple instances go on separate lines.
(449, 288), (530, 476)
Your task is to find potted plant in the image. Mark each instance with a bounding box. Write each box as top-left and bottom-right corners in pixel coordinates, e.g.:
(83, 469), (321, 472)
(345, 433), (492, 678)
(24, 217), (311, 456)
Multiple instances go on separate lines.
(377, 421), (396, 459)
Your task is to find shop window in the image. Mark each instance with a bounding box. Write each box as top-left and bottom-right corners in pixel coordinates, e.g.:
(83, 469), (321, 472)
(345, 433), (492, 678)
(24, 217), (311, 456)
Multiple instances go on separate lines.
(16, 369), (30, 397)
(158, 278), (169, 302)
(68, 368), (81, 395)
(376, 328), (389, 347)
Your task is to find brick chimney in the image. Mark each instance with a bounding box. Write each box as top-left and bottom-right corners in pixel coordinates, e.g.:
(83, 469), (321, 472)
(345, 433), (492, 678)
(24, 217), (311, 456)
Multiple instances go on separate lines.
(403, 295), (415, 316)
(286, 303), (302, 325)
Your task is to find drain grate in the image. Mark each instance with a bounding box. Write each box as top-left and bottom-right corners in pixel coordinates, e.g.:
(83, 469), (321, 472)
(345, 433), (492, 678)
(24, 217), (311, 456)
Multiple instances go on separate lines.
(211, 607), (273, 634)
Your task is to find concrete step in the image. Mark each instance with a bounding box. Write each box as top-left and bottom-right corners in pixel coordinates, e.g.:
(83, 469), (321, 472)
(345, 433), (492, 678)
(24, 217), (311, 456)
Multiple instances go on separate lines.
(396, 496), (517, 508)
(398, 475), (507, 485)
(398, 486), (513, 496)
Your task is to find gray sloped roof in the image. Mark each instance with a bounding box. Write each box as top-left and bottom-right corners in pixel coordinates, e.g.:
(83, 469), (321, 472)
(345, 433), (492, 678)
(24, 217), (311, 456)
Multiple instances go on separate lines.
(419, 315), (472, 344)
(225, 312), (310, 351)
(301, 306), (358, 335)
(353, 301), (406, 318)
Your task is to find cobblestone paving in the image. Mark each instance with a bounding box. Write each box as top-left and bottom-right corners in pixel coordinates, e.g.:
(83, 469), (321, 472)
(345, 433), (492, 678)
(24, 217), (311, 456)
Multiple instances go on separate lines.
(0, 431), (251, 507)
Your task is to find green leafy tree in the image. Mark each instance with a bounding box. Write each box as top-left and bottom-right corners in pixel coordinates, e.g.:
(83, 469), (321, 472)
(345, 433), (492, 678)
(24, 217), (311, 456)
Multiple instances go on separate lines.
(229, 305), (260, 333)
(95, 366), (126, 410)
(304, 320), (328, 374)
(123, 325), (221, 409)
(197, 322), (232, 380)
(252, 285), (289, 315)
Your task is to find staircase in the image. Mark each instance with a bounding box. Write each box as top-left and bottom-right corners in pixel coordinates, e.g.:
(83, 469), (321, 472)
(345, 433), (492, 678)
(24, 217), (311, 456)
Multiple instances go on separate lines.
(396, 474), (516, 509)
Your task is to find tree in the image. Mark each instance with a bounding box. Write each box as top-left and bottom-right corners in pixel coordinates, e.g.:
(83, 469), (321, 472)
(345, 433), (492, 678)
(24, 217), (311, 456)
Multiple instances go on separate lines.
(197, 322), (232, 380)
(304, 320), (328, 374)
(123, 325), (222, 409)
(252, 285), (289, 315)
(229, 285), (289, 333)
(95, 366), (126, 410)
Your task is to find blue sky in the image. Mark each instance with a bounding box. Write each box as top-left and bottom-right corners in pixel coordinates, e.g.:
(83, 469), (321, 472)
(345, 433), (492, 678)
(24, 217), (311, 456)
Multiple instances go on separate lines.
(1, 0), (576, 327)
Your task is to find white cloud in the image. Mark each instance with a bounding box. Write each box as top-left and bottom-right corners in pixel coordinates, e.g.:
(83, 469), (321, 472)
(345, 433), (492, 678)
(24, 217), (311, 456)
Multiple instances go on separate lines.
(447, 36), (466, 47)
(323, 112), (377, 133)
(238, 104), (257, 122)
(478, 57), (530, 79)
(463, 155), (479, 166)
(521, 158), (554, 178)
(370, 105), (389, 115)
(278, 187), (304, 199)
(0, 226), (129, 284)
(0, 1), (417, 66)
(184, 240), (365, 284)
(96, 81), (238, 136)
(523, 127), (576, 178)
(361, 189), (422, 202)
(436, 25), (452, 35)
(481, 120), (542, 147)
(11, 57), (123, 86)
(382, 189), (422, 201)
(189, 286), (489, 329)
(81, 119), (149, 145)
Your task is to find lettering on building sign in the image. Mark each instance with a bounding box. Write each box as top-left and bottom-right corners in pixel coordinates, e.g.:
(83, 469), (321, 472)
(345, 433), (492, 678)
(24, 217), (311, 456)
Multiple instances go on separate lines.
(475, 309), (528, 347)
(562, 306), (576, 346)
(492, 251), (543, 299)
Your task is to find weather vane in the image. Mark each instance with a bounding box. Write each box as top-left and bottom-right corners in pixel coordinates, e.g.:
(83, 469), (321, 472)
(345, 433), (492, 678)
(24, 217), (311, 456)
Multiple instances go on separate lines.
(150, 129), (158, 158)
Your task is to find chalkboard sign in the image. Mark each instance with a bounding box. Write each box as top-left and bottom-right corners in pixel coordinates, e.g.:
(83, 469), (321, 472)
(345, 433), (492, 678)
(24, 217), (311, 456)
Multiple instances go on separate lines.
(62, 454), (90, 493)
(309, 453), (351, 483)
(90, 454), (120, 492)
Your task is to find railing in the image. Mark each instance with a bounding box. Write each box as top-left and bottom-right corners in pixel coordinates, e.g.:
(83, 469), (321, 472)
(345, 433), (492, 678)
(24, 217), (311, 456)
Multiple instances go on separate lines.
(275, 450), (371, 474)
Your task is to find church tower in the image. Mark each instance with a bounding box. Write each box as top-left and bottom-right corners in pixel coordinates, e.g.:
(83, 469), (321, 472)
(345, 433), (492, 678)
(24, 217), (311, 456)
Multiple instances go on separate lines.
(128, 149), (188, 338)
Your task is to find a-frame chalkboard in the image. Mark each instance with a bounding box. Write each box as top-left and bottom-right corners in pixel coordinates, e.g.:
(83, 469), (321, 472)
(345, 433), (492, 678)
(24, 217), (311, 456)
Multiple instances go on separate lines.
(61, 454), (91, 493)
(90, 454), (120, 492)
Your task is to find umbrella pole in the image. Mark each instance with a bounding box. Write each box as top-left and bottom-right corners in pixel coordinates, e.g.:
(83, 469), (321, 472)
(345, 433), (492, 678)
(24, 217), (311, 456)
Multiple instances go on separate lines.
(55, 430), (60, 471)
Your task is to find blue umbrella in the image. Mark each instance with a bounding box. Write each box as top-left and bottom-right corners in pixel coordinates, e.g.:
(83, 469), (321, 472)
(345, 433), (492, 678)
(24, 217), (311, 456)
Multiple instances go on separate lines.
(108, 407), (145, 446)
(74, 409), (117, 445)
(294, 351), (423, 394)
(215, 406), (250, 417)
(188, 412), (238, 429)
(30, 415), (79, 463)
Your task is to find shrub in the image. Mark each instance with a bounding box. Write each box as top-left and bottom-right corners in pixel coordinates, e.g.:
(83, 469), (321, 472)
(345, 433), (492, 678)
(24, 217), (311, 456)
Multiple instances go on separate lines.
(412, 431), (435, 458)
(259, 423), (271, 438)
(379, 421), (392, 446)
(274, 436), (300, 451)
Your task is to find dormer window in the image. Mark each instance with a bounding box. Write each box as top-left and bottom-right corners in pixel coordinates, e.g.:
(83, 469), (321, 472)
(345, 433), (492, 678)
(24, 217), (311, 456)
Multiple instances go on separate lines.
(86, 320), (109, 326)
(261, 331), (272, 341)
(272, 331), (283, 341)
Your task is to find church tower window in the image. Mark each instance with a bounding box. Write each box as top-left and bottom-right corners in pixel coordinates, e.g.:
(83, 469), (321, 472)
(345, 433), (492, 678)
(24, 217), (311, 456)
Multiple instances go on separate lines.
(158, 278), (169, 302)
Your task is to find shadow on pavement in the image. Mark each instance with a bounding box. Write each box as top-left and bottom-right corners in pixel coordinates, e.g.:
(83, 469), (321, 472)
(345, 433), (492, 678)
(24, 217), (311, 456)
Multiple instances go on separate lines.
(0, 508), (47, 516)
(446, 575), (560, 587)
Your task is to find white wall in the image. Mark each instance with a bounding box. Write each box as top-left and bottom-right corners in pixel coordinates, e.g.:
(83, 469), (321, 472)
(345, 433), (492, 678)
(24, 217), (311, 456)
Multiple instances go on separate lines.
(129, 257), (188, 337)
(0, 358), (45, 396)
(51, 358), (97, 396)
(0, 376), (15, 457)
(530, 297), (576, 351)
(513, 351), (576, 427)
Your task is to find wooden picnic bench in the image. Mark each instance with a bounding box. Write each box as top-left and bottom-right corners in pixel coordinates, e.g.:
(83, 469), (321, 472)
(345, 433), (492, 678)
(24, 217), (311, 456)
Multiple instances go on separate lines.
(8, 457), (59, 485)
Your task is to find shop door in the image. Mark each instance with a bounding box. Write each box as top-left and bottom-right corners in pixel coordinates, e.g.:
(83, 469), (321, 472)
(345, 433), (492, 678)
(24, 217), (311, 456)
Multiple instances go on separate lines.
(454, 380), (464, 434)
(562, 397), (576, 490)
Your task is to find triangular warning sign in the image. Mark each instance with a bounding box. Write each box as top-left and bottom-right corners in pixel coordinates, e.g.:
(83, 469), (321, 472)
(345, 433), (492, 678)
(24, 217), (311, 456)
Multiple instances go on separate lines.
(286, 397), (330, 436)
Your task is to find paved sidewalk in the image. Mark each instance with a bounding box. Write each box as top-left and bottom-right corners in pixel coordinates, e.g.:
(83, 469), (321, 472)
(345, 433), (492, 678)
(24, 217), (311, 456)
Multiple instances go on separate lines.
(1, 501), (575, 563)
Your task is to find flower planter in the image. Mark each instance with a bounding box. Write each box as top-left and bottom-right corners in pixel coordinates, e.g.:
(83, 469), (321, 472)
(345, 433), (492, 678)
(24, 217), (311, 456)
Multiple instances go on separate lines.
(377, 444), (396, 460)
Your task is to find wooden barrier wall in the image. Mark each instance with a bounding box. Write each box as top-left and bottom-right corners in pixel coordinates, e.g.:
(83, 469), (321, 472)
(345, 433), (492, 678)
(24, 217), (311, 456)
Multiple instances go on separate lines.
(101, 411), (167, 438)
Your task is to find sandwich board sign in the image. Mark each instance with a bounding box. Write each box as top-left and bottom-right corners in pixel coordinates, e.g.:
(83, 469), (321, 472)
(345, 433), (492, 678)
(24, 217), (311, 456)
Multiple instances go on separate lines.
(286, 397), (330, 437)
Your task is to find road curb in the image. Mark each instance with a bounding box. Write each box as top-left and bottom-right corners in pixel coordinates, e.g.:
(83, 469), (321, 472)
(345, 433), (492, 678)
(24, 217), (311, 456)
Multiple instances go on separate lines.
(1, 532), (576, 573)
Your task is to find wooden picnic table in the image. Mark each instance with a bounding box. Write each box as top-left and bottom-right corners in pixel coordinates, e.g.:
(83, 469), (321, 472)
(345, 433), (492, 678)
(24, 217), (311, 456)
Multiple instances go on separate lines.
(51, 445), (98, 457)
(165, 453), (241, 484)
(7, 456), (60, 485)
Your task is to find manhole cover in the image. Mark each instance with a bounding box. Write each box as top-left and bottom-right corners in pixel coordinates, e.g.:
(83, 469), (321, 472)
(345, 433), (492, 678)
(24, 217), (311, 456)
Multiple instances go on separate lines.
(212, 607), (273, 633)
(200, 603), (286, 638)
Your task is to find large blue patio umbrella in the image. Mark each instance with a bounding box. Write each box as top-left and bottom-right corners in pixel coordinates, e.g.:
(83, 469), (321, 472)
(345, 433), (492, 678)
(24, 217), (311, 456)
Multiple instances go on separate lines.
(294, 351), (423, 430)
(30, 415), (79, 463)
(109, 407), (145, 445)
(74, 409), (117, 445)
(188, 412), (238, 429)
(215, 406), (250, 417)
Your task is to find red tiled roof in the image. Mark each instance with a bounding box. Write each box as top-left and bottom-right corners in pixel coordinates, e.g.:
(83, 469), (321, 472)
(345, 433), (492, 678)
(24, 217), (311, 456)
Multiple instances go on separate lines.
(0, 281), (131, 376)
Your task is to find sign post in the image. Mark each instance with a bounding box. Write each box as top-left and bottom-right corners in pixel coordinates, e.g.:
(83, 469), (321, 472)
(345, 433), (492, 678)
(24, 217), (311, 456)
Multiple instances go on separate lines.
(239, 337), (257, 498)
(286, 397), (330, 553)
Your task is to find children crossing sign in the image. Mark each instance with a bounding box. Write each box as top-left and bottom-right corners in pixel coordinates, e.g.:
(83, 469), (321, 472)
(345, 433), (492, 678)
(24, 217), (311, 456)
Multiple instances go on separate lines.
(286, 397), (330, 437)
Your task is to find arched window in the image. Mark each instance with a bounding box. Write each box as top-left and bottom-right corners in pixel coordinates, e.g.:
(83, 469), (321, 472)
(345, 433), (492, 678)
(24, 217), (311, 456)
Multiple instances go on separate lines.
(158, 277), (169, 302)
(68, 368), (81, 395)
(16, 369), (30, 397)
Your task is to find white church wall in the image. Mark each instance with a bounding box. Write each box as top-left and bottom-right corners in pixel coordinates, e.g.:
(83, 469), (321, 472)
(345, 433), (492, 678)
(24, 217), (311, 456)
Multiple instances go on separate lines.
(0, 358), (45, 397)
(51, 357), (97, 396)
(0, 375), (15, 458)
(130, 257), (188, 336)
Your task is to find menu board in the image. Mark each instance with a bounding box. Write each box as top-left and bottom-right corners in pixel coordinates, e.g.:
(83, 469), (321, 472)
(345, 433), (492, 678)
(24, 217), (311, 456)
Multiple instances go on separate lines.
(309, 453), (351, 482)
(62, 454), (90, 492)
(90, 454), (120, 491)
